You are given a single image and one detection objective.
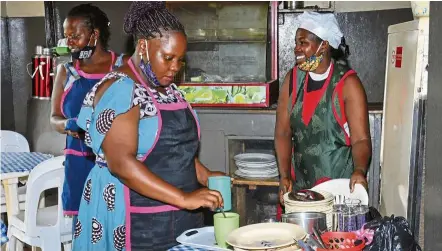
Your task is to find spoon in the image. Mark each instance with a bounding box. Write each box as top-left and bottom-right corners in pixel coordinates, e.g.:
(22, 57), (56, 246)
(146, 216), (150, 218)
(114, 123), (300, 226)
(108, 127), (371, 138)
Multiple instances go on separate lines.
(312, 226), (327, 249)
(220, 207), (227, 218)
(294, 239), (314, 251)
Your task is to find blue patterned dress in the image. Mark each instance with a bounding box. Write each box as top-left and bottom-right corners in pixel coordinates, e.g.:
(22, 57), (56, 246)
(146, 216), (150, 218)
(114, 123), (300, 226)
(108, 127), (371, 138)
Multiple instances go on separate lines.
(72, 59), (203, 251)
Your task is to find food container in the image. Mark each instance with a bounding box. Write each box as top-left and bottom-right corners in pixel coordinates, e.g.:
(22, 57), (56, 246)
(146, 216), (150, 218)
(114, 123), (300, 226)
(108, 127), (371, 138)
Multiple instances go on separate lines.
(281, 212), (327, 234)
(283, 190), (334, 229)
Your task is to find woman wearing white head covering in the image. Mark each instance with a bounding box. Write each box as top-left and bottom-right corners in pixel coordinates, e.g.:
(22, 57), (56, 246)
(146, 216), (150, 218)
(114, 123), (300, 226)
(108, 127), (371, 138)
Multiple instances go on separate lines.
(275, 12), (372, 204)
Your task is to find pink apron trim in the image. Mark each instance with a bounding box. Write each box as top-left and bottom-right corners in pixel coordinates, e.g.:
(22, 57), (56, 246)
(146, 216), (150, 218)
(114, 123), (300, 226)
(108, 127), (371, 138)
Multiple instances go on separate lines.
(63, 210), (79, 216)
(129, 205), (180, 214)
(157, 102), (188, 110)
(60, 80), (74, 118)
(74, 51), (115, 79)
(64, 149), (94, 156)
(124, 186), (132, 251)
(128, 59), (163, 162)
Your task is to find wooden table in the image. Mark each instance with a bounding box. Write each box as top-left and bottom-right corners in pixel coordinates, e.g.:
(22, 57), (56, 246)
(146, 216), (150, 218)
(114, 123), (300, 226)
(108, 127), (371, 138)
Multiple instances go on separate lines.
(231, 175), (280, 226)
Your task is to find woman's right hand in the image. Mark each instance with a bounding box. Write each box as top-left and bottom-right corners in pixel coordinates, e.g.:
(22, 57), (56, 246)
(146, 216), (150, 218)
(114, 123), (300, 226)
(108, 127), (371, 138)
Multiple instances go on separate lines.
(182, 188), (224, 211)
(279, 177), (293, 205)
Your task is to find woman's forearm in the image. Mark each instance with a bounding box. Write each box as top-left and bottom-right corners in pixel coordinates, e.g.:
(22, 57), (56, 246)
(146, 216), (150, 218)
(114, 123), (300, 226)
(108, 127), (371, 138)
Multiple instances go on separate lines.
(50, 115), (68, 134)
(351, 138), (372, 174)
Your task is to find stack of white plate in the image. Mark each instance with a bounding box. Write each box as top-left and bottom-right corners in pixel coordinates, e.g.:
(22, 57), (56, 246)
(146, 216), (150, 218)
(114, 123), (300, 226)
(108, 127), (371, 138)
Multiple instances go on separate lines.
(233, 153), (279, 179)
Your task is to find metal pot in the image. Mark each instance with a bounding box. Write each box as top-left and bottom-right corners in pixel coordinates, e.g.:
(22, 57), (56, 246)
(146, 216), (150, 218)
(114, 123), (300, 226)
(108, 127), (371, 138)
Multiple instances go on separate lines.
(281, 212), (327, 234)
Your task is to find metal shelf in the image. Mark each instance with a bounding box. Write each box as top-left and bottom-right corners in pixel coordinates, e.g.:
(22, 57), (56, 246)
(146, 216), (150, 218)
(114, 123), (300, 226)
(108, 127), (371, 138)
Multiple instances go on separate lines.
(188, 40), (267, 43)
(278, 8), (334, 13)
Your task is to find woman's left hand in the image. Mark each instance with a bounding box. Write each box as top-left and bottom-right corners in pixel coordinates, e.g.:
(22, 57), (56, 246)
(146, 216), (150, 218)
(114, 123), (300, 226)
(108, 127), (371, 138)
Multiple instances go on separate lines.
(349, 169), (368, 193)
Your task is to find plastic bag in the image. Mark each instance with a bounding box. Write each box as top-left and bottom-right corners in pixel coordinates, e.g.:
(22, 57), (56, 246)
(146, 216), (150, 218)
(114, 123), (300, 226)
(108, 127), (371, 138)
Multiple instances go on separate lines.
(364, 215), (421, 251)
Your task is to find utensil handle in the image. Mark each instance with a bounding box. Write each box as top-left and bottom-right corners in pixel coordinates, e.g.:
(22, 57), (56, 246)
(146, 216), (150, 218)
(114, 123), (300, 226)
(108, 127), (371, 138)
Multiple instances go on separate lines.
(297, 240), (314, 251)
(180, 228), (199, 238)
(312, 226), (327, 249)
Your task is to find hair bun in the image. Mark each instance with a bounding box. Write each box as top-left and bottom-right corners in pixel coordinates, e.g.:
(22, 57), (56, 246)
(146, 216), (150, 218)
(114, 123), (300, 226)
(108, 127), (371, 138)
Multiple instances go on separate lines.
(145, 1), (166, 10)
(124, 1), (166, 34)
(132, 1), (165, 12)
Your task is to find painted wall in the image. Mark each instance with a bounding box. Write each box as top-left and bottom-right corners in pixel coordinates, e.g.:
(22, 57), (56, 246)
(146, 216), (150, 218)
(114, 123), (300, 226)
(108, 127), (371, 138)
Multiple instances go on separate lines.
(1, 1), (46, 136)
(334, 1), (410, 12)
(2, 1), (45, 17)
(424, 2), (442, 249)
(278, 8), (414, 103)
(1, 1), (412, 154)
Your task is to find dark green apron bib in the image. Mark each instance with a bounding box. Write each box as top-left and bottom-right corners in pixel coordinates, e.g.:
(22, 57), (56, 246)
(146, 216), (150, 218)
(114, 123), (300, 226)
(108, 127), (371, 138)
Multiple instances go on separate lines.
(288, 63), (356, 190)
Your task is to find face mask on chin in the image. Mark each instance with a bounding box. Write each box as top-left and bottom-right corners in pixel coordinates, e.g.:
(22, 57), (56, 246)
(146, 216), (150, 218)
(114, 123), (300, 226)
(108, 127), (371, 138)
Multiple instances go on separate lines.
(139, 39), (162, 87)
(71, 34), (97, 60)
(297, 41), (324, 72)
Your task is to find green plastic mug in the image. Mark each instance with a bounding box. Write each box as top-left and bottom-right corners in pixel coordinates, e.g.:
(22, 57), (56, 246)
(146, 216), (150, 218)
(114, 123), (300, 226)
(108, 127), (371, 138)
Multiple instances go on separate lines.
(213, 212), (239, 248)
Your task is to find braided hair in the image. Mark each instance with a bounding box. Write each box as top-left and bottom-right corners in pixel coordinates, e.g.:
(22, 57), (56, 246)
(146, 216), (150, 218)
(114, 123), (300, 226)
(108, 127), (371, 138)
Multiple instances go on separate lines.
(67, 4), (111, 49)
(123, 1), (185, 41)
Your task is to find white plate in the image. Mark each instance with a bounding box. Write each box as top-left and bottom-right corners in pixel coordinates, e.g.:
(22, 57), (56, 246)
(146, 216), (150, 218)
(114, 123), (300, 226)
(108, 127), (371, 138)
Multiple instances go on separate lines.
(310, 178), (369, 205)
(234, 153), (276, 164)
(238, 167), (278, 174)
(235, 170), (279, 179)
(235, 169), (279, 177)
(176, 226), (230, 251)
(235, 161), (277, 169)
(226, 223), (306, 250)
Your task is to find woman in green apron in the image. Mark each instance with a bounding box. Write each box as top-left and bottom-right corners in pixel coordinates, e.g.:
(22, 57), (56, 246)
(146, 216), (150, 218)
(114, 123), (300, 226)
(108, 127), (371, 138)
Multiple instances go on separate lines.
(275, 12), (372, 204)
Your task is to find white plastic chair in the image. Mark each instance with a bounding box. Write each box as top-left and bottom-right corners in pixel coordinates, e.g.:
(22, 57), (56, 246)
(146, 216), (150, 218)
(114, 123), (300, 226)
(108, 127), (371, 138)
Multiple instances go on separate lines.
(0, 130), (30, 214)
(7, 156), (73, 251)
(310, 178), (369, 205)
(0, 131), (30, 153)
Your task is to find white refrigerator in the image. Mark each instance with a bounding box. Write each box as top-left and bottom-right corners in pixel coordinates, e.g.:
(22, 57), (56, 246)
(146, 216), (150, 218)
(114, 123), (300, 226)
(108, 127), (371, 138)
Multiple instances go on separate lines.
(379, 17), (428, 233)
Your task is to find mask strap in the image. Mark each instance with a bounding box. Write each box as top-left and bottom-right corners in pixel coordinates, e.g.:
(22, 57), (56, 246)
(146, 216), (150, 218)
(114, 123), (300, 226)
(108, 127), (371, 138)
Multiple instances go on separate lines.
(144, 39), (150, 62)
(315, 41), (324, 55)
(87, 33), (98, 47)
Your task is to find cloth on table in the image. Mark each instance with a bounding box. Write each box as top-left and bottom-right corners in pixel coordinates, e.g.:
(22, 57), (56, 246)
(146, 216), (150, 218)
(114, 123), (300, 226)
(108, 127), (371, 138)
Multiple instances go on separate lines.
(0, 219), (8, 245)
(168, 244), (207, 251)
(1, 152), (54, 174)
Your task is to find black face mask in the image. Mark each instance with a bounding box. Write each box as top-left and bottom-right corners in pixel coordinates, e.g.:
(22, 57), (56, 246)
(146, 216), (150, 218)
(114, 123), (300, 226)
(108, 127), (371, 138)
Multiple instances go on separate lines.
(71, 34), (97, 60)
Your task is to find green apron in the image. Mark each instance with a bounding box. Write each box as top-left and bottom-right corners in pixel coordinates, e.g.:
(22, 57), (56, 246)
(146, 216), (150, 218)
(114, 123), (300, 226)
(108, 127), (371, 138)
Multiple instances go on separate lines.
(288, 63), (356, 190)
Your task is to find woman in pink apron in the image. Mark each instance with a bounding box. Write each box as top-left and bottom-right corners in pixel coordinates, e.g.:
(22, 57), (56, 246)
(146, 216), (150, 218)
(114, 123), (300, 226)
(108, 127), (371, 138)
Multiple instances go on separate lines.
(73, 2), (224, 250)
(50, 4), (126, 227)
